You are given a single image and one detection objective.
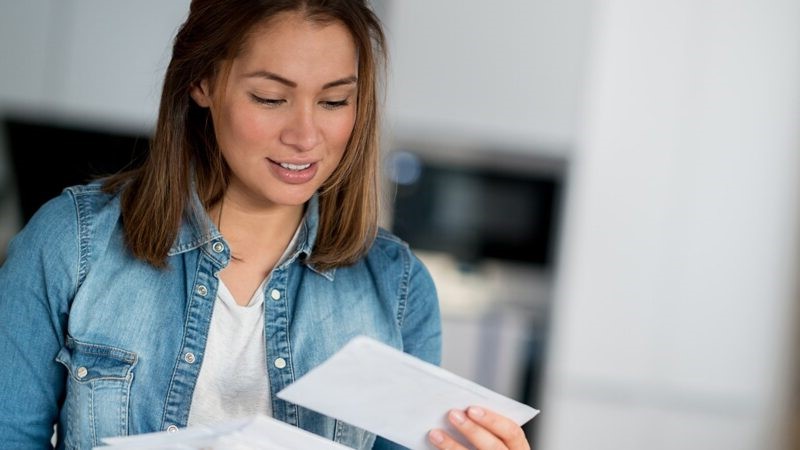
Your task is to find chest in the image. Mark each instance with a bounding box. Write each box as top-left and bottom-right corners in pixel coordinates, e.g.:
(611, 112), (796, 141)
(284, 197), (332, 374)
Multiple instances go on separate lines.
(60, 250), (401, 449)
(65, 248), (404, 375)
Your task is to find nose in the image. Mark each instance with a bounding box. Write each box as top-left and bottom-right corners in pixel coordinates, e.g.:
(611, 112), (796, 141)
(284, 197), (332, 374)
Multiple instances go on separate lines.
(280, 104), (321, 152)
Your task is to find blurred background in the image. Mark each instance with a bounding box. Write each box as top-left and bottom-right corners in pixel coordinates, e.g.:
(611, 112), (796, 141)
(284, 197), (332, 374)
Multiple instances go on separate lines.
(1, 1), (799, 449)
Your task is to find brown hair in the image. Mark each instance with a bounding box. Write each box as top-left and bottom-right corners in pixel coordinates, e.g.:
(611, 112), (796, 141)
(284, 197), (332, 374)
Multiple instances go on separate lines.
(105, 0), (386, 270)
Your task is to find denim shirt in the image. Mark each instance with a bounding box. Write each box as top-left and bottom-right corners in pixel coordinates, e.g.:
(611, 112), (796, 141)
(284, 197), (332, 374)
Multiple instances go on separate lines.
(0, 183), (441, 450)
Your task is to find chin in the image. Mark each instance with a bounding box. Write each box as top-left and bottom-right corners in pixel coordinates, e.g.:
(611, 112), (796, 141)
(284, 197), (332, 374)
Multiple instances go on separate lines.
(266, 189), (318, 207)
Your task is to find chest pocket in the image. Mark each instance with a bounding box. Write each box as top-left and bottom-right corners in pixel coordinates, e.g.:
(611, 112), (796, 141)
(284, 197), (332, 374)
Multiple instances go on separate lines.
(56, 336), (137, 450)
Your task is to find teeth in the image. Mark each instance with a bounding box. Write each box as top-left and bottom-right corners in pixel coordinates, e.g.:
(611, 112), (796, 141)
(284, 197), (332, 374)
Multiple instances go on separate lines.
(280, 162), (311, 171)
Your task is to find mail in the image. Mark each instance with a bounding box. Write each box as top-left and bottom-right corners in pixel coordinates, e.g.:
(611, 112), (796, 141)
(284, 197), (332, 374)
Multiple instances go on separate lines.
(277, 336), (539, 450)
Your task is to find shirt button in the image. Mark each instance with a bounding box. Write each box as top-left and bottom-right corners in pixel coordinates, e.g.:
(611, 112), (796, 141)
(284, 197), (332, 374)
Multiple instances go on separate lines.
(274, 357), (287, 369)
(212, 242), (225, 253)
(75, 367), (88, 379)
(184, 352), (196, 364)
(195, 285), (208, 297)
(270, 289), (281, 301)
(166, 425), (178, 432)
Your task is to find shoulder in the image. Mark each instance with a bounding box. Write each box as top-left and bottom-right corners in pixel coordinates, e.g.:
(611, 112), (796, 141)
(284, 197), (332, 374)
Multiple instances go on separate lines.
(60, 182), (125, 241)
(63, 181), (121, 219)
(12, 181), (115, 247)
(0, 185), (95, 299)
(363, 228), (437, 298)
(9, 182), (122, 279)
(368, 227), (412, 260)
(364, 228), (425, 274)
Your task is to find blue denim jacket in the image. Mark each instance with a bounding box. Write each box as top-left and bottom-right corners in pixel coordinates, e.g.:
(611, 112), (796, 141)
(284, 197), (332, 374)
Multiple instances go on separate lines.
(0, 183), (441, 450)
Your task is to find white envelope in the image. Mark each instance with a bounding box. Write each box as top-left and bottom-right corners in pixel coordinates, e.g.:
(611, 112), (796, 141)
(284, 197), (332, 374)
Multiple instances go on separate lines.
(95, 415), (352, 450)
(277, 336), (539, 450)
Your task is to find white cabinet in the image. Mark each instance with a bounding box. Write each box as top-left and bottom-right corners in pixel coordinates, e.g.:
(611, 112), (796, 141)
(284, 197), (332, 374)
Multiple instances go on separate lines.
(55, 0), (190, 129)
(0, 0), (53, 107)
(383, 0), (592, 155)
(0, 1), (191, 130)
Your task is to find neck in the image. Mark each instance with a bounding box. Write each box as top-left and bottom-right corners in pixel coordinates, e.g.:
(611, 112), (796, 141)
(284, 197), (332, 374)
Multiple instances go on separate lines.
(209, 190), (304, 262)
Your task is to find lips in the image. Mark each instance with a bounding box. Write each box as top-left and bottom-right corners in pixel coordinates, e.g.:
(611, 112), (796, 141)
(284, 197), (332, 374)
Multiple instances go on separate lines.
(266, 158), (319, 184)
(279, 162), (312, 171)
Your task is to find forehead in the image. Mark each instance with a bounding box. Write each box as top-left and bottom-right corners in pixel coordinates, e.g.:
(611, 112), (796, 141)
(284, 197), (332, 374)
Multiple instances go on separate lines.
(232, 11), (358, 81)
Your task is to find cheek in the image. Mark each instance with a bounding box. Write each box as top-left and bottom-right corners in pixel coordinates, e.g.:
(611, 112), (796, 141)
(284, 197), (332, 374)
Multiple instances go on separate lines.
(222, 104), (273, 150)
(329, 114), (357, 157)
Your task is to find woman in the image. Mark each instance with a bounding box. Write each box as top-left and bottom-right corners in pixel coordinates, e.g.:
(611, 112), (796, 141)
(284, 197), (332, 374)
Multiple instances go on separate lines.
(0, 1), (530, 449)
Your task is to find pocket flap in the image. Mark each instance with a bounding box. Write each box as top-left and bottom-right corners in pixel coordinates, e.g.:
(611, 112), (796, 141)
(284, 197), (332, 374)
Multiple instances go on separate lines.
(56, 336), (137, 382)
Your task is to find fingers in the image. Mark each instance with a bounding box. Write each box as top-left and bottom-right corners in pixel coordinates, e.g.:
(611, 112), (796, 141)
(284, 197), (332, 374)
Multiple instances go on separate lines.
(465, 406), (530, 449)
(430, 409), (506, 450)
(428, 407), (531, 450)
(428, 428), (468, 450)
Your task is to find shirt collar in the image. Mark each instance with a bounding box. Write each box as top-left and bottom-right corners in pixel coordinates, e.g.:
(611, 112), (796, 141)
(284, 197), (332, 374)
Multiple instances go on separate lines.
(167, 187), (221, 256)
(167, 191), (335, 280)
(278, 194), (336, 280)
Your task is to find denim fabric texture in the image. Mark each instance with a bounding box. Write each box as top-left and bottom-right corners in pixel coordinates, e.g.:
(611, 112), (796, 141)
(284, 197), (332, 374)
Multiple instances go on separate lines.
(0, 183), (441, 450)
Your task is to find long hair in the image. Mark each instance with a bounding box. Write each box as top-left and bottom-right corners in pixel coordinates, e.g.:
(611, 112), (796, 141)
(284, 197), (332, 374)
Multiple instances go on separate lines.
(104, 0), (385, 270)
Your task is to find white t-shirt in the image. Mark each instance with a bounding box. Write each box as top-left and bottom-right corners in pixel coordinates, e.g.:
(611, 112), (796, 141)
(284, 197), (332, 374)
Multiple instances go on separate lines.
(187, 278), (271, 426)
(187, 227), (301, 426)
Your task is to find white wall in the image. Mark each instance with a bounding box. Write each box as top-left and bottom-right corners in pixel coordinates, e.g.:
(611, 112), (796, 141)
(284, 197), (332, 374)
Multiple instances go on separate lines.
(383, 0), (593, 156)
(540, 1), (800, 449)
(0, 0), (53, 108)
(0, 0), (190, 131)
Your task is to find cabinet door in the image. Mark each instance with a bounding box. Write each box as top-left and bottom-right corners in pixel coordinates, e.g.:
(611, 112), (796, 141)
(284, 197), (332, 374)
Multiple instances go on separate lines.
(385, 0), (591, 153)
(0, 0), (53, 106)
(56, 0), (191, 128)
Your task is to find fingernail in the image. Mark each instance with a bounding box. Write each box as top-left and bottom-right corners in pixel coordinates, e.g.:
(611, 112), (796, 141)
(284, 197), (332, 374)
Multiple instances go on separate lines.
(429, 429), (445, 444)
(468, 406), (485, 418)
(450, 410), (467, 424)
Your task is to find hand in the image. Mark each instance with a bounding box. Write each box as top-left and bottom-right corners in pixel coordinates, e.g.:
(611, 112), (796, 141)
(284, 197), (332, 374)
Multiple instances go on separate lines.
(427, 406), (531, 450)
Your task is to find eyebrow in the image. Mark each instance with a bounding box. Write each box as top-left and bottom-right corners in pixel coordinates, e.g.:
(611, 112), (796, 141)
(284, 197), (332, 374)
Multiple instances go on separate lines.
(244, 70), (357, 89)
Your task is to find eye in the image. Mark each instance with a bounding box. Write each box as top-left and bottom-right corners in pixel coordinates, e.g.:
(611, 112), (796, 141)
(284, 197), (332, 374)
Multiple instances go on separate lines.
(320, 99), (350, 110)
(250, 94), (285, 107)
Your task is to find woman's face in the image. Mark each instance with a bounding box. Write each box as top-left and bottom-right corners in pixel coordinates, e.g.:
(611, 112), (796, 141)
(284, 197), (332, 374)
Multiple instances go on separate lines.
(192, 12), (358, 210)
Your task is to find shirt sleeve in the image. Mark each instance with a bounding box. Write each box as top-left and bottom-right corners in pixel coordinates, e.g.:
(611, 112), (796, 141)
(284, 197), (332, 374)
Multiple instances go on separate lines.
(0, 191), (79, 448)
(372, 251), (442, 450)
(398, 251), (442, 366)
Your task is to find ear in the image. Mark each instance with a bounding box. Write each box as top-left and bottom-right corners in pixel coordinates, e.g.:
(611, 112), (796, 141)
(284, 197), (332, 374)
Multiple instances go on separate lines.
(190, 79), (213, 108)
